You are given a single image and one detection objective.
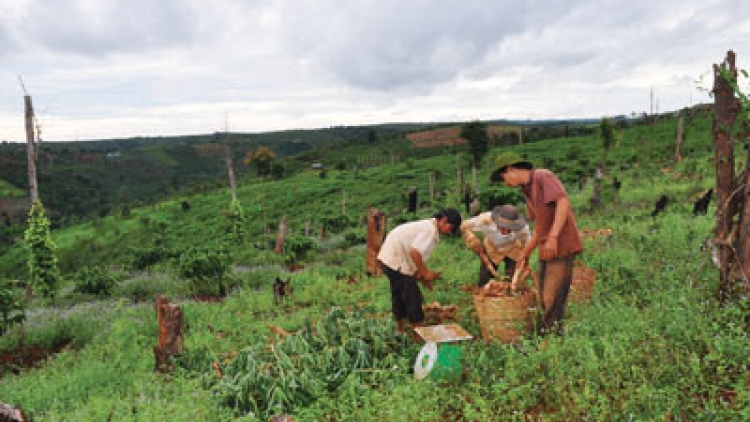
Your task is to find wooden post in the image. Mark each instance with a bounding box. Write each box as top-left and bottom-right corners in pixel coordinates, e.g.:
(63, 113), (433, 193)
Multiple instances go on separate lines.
(274, 217), (287, 254)
(154, 295), (184, 372)
(341, 190), (347, 215)
(674, 114), (684, 163)
(304, 220), (311, 236)
(225, 145), (237, 202)
(24, 95), (39, 205)
(365, 208), (387, 276)
(712, 50), (741, 300)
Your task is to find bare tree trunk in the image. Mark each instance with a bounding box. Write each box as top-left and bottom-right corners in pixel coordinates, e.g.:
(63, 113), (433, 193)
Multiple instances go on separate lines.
(429, 172), (435, 203)
(712, 50), (741, 301)
(274, 217), (287, 254)
(154, 295), (184, 372)
(365, 208), (387, 276)
(225, 145), (237, 202)
(24, 95), (39, 205)
(674, 114), (684, 163)
(341, 190), (346, 215)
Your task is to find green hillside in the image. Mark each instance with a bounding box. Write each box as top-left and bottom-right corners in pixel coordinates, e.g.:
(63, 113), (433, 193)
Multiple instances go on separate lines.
(1, 112), (748, 420)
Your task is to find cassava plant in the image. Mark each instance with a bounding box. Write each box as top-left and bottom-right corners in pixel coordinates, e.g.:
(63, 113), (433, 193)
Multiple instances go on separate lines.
(0, 279), (25, 335)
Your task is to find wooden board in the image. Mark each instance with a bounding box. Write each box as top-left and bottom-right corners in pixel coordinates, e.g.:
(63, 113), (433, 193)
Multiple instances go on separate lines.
(414, 323), (473, 343)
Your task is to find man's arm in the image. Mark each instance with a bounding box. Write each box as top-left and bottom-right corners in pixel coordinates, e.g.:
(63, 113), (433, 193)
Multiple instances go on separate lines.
(409, 247), (440, 287)
(539, 196), (570, 260)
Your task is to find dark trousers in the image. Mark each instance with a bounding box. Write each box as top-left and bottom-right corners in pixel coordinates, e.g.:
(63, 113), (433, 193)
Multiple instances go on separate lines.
(478, 257), (517, 286)
(381, 263), (424, 324)
(538, 255), (576, 335)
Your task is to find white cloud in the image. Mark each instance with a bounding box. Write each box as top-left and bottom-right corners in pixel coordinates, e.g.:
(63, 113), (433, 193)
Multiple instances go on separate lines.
(0, 0), (748, 142)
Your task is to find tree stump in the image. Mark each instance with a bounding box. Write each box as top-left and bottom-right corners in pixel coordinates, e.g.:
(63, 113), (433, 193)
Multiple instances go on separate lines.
(154, 295), (184, 372)
(407, 186), (418, 213)
(0, 403), (30, 422)
(365, 208), (386, 276)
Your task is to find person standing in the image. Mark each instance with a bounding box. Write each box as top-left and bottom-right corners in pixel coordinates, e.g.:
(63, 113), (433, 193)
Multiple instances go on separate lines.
(490, 152), (583, 334)
(460, 205), (531, 286)
(377, 209), (462, 337)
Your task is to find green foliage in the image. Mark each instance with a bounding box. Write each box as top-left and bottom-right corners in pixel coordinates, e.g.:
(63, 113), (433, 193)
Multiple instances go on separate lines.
(72, 266), (118, 298)
(225, 199), (246, 244)
(0, 279), (25, 336)
(477, 184), (524, 209)
(24, 202), (61, 298)
(283, 234), (318, 263)
(128, 243), (175, 271)
(460, 120), (489, 166)
(213, 307), (411, 419)
(178, 247), (230, 296)
(320, 215), (353, 234)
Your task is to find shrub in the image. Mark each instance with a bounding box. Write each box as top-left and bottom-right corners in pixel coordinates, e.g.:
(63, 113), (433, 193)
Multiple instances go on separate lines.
(128, 244), (174, 271)
(73, 266), (118, 298)
(224, 199), (246, 245)
(0, 279), (25, 336)
(178, 247), (230, 296)
(25, 202), (61, 298)
(478, 185), (524, 210)
(284, 234), (318, 263)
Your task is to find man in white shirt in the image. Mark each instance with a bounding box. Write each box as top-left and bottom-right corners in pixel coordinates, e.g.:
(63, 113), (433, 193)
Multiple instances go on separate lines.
(461, 205), (531, 286)
(377, 209), (462, 336)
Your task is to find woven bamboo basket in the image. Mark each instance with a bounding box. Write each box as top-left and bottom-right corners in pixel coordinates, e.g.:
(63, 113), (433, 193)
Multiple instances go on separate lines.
(472, 289), (537, 343)
(569, 264), (597, 304)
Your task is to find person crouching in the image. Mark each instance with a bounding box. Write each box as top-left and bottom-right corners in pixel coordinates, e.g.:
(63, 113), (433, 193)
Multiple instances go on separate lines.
(377, 209), (462, 338)
(461, 204), (531, 287)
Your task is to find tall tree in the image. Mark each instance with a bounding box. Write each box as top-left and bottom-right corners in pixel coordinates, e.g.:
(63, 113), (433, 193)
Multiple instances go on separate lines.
(460, 121), (489, 167)
(244, 146), (275, 177)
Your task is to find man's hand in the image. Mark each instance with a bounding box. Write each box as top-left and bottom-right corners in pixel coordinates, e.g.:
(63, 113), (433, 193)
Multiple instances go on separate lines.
(511, 261), (530, 291)
(539, 236), (558, 260)
(480, 254), (498, 278)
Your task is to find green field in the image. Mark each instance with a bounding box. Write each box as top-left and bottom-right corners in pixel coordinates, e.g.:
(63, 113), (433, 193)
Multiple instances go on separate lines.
(1, 113), (748, 421)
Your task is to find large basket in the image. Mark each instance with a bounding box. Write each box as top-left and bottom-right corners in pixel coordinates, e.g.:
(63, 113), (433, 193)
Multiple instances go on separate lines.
(569, 264), (597, 304)
(472, 289), (537, 343)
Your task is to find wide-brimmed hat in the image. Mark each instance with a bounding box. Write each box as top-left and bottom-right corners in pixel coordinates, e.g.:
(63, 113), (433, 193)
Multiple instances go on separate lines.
(490, 205), (526, 231)
(490, 152), (533, 183)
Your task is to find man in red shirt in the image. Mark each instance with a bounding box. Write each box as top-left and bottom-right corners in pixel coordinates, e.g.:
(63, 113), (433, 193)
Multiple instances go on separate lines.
(491, 152), (584, 335)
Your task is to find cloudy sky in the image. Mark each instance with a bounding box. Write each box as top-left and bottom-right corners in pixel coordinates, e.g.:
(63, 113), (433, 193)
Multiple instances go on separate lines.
(0, 0), (748, 142)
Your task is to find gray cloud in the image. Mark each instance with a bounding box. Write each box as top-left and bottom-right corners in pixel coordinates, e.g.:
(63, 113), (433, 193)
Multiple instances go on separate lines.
(0, 0), (749, 142)
(276, 1), (530, 90)
(20, 0), (200, 57)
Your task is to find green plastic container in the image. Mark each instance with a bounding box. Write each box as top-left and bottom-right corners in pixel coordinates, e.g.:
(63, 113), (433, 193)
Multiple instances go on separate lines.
(414, 342), (463, 382)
